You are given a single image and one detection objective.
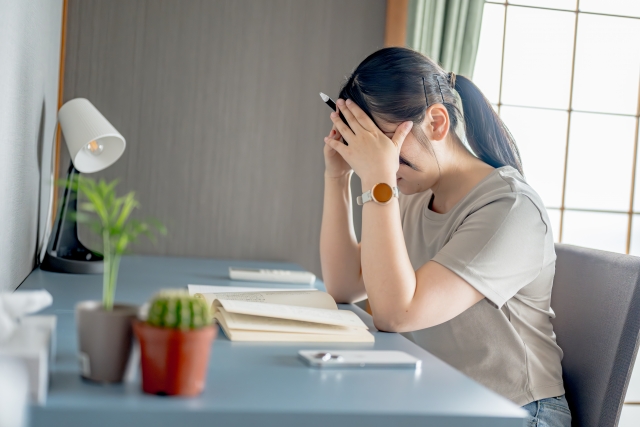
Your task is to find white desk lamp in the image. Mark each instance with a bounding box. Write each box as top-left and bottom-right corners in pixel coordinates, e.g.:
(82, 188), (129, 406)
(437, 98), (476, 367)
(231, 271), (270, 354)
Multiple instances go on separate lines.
(40, 98), (125, 274)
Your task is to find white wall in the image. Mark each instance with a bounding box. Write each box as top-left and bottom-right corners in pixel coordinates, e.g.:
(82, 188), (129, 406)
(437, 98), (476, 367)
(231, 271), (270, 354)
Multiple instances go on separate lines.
(0, 0), (63, 291)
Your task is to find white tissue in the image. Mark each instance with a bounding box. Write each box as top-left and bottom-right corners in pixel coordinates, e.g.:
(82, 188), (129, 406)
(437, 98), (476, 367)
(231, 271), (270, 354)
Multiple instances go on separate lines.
(0, 290), (53, 344)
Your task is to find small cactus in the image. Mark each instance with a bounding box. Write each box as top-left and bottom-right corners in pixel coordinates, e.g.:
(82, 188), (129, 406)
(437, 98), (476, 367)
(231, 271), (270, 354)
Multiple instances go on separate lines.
(147, 290), (212, 330)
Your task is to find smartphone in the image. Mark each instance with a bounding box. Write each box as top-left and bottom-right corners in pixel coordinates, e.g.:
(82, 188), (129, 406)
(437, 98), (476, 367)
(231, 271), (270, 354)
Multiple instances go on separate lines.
(298, 350), (421, 369)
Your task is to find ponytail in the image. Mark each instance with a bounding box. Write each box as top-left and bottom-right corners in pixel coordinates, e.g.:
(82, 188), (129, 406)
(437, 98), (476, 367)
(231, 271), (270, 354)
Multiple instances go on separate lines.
(454, 75), (523, 175)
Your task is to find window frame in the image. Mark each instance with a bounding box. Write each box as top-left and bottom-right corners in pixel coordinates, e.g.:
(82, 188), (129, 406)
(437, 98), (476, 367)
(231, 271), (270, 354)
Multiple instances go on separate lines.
(484, 0), (640, 253)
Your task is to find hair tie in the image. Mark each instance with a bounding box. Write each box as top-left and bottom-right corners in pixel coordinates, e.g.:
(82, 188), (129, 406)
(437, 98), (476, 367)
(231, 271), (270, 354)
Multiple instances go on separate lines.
(448, 72), (456, 89)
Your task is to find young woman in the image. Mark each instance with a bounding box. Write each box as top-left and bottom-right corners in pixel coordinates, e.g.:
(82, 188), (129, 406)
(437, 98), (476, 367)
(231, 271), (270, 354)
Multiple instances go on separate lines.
(320, 47), (571, 426)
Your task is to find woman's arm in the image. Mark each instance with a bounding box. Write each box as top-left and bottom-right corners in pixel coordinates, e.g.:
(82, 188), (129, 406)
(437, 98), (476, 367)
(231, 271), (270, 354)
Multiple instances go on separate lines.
(320, 173), (365, 303)
(320, 129), (366, 303)
(359, 193), (483, 332)
(326, 99), (483, 331)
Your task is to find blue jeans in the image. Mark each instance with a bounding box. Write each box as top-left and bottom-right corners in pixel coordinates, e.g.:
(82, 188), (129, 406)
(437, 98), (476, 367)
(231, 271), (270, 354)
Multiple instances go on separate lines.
(522, 395), (572, 427)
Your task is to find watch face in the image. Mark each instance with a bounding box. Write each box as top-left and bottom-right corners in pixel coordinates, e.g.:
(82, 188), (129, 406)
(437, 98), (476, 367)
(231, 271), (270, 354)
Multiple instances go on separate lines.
(372, 183), (393, 204)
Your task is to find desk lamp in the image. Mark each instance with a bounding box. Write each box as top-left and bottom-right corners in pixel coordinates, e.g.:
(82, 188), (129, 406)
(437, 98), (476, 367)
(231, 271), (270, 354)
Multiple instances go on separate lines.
(41, 98), (126, 274)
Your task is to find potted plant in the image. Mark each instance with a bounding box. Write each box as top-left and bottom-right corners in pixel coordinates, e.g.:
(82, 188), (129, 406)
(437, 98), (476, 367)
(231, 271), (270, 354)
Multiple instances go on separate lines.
(73, 177), (166, 382)
(134, 291), (216, 396)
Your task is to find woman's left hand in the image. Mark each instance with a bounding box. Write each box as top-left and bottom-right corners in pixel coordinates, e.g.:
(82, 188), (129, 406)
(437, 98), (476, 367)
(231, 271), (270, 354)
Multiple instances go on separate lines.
(324, 98), (413, 188)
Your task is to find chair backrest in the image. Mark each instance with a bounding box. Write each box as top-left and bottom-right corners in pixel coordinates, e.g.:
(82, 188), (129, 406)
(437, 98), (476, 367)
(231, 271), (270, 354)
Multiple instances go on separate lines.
(551, 244), (640, 427)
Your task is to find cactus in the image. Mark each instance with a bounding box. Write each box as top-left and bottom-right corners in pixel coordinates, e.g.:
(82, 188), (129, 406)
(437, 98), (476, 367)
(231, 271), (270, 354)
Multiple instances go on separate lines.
(147, 290), (212, 330)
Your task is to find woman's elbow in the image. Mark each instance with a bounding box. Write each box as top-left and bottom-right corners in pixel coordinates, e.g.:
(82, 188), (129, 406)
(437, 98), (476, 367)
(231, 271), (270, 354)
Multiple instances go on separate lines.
(372, 312), (406, 333)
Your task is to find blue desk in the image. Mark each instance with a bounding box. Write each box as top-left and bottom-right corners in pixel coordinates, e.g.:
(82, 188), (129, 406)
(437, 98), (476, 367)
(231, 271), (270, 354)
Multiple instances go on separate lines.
(18, 255), (526, 426)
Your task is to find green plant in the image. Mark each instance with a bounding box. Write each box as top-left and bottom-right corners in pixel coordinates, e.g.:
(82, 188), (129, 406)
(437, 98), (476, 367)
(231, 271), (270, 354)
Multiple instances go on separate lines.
(73, 176), (166, 311)
(147, 291), (212, 330)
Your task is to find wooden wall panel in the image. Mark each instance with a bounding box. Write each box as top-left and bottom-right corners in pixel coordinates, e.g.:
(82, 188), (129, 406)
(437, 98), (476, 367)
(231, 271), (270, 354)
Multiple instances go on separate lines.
(384, 0), (409, 47)
(61, 0), (386, 276)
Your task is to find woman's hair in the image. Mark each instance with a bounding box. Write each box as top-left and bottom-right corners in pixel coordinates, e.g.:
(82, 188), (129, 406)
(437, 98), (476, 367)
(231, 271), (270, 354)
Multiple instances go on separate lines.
(338, 47), (523, 175)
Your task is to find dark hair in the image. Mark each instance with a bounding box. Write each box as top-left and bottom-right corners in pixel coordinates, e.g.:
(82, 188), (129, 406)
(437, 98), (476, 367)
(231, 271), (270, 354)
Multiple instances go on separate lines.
(338, 47), (523, 175)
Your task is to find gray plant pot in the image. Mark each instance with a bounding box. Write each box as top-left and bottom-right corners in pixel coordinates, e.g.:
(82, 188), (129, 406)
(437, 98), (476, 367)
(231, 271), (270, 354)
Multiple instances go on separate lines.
(75, 301), (138, 383)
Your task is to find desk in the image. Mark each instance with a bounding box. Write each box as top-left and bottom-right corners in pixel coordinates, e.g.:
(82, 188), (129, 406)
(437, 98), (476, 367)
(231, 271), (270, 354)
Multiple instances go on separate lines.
(18, 255), (526, 426)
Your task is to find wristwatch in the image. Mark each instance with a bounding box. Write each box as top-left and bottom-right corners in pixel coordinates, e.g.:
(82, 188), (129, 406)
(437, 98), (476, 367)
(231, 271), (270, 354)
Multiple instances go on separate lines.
(357, 183), (399, 206)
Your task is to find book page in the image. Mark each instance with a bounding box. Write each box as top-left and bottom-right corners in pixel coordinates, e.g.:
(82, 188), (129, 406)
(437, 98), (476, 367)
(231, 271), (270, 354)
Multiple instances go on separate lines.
(216, 314), (374, 343)
(188, 284), (315, 295)
(215, 299), (367, 328)
(196, 290), (337, 310)
(216, 307), (367, 334)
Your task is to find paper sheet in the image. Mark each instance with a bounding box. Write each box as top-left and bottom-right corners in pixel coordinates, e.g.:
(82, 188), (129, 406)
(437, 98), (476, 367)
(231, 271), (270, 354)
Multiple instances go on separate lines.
(216, 299), (367, 328)
(216, 307), (367, 334)
(195, 289), (335, 310)
(188, 284), (316, 295)
(215, 314), (374, 343)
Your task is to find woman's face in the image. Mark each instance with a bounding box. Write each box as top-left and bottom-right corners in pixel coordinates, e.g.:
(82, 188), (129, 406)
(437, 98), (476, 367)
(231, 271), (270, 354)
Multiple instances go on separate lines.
(375, 110), (448, 195)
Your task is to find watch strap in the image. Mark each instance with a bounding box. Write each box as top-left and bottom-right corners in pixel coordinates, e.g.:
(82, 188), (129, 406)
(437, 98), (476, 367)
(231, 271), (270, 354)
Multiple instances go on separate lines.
(357, 185), (399, 205)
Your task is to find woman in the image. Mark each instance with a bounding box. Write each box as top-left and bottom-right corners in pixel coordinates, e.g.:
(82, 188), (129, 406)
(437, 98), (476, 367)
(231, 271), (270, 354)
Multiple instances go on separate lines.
(320, 47), (571, 426)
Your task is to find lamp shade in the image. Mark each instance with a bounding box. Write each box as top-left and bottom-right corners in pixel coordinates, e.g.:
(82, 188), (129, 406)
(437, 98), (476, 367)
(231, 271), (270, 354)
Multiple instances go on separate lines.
(58, 98), (126, 173)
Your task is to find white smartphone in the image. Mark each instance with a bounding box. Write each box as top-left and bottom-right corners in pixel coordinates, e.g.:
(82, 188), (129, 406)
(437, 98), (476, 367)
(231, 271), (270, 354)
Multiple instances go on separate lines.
(298, 350), (421, 369)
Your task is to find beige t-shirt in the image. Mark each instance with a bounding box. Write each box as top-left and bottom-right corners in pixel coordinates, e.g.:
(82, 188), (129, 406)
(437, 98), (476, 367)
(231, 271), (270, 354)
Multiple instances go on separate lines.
(399, 166), (564, 406)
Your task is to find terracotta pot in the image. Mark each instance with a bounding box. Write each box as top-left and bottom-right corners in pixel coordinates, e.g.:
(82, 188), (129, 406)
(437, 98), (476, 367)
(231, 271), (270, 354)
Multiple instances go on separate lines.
(76, 301), (138, 383)
(133, 321), (217, 396)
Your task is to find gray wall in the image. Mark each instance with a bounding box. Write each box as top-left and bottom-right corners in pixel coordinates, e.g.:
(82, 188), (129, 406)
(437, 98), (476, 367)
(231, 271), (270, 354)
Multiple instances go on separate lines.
(0, 0), (63, 292)
(62, 0), (385, 276)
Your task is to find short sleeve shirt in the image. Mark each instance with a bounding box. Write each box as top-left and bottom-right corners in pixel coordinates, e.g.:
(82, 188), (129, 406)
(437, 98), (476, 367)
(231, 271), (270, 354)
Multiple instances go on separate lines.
(399, 166), (564, 406)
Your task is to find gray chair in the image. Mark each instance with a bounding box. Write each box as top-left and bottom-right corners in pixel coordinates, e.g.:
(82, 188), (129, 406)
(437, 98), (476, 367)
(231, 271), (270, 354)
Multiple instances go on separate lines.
(551, 243), (640, 427)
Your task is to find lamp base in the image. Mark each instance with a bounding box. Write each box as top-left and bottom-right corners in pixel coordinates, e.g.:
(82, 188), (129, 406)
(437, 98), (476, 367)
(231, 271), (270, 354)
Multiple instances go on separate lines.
(41, 247), (103, 274)
(40, 161), (104, 274)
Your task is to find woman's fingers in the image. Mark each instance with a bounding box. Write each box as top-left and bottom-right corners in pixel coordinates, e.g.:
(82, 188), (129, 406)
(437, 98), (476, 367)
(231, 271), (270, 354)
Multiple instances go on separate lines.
(344, 99), (377, 132)
(336, 99), (366, 134)
(324, 134), (349, 157)
(392, 121), (414, 149)
(330, 108), (355, 142)
(328, 126), (343, 141)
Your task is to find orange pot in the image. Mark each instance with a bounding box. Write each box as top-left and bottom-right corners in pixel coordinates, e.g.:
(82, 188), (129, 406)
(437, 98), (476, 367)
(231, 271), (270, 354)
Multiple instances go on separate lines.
(133, 321), (217, 396)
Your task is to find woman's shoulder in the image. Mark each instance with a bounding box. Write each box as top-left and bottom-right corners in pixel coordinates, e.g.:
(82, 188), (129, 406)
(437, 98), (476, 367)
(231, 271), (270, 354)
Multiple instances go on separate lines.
(471, 167), (555, 247)
(399, 166), (549, 229)
(470, 166), (546, 212)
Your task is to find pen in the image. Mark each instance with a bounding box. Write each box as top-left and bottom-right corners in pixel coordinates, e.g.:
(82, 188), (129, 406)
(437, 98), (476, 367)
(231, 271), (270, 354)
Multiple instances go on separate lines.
(320, 92), (350, 145)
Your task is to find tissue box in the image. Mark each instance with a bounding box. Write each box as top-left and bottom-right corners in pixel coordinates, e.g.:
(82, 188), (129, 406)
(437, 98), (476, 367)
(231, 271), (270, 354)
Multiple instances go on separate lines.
(0, 316), (55, 405)
(21, 315), (56, 365)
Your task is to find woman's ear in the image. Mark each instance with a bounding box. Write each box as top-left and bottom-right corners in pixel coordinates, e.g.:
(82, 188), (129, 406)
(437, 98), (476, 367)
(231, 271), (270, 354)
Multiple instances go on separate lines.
(424, 104), (450, 141)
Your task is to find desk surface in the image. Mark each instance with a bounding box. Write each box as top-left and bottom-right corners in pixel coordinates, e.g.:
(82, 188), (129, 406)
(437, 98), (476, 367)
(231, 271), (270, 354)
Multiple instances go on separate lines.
(19, 255), (525, 427)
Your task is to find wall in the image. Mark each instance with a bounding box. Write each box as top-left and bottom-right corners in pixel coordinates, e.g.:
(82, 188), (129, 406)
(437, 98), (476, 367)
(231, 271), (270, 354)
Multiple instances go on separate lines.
(0, 0), (63, 291)
(61, 0), (386, 276)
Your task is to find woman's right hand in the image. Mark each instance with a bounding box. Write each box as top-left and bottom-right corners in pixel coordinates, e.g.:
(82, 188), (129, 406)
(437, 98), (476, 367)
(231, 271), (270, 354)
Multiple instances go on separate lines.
(323, 126), (352, 178)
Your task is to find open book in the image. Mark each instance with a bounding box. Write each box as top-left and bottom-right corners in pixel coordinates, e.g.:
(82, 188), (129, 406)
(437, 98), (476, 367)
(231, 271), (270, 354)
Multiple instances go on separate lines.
(194, 289), (374, 342)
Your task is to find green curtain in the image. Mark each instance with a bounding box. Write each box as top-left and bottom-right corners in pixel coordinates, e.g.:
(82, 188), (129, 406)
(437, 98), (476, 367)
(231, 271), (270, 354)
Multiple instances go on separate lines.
(406, 0), (485, 78)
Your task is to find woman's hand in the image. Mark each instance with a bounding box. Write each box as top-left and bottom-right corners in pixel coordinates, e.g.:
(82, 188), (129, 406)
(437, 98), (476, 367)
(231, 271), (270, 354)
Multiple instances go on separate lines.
(324, 99), (413, 188)
(323, 125), (352, 179)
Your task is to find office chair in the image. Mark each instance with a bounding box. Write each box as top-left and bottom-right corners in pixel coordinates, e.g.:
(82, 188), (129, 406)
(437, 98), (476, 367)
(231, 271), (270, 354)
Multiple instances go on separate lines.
(551, 243), (640, 427)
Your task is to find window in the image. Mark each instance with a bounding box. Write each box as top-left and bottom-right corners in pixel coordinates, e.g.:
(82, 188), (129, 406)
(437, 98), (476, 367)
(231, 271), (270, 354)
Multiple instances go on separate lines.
(473, 0), (640, 254)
